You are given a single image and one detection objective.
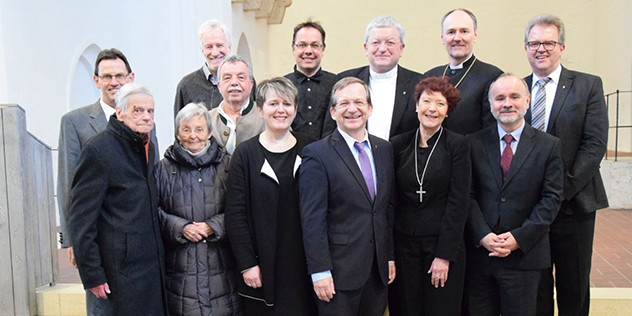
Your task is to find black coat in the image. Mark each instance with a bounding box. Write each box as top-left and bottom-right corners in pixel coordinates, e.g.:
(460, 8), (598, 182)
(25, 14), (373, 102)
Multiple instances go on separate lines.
(155, 138), (244, 316)
(225, 132), (316, 305)
(69, 118), (167, 316)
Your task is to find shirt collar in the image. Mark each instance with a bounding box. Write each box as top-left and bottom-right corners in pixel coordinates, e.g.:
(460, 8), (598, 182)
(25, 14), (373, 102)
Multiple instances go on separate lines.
(99, 98), (116, 121)
(370, 64), (398, 80)
(293, 65), (323, 83)
(203, 63), (218, 85)
(338, 127), (371, 149)
(497, 120), (526, 143)
(449, 54), (474, 70)
(532, 64), (562, 87)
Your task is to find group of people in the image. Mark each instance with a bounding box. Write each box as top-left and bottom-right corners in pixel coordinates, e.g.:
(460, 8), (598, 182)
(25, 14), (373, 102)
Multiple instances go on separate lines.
(57, 7), (608, 316)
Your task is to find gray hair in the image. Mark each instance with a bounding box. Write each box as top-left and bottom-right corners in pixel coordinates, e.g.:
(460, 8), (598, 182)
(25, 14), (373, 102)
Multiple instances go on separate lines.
(175, 103), (213, 135)
(441, 8), (478, 32)
(488, 73), (530, 102)
(115, 83), (153, 112)
(218, 55), (254, 81)
(330, 77), (372, 108)
(256, 77), (298, 109)
(524, 14), (565, 45)
(364, 15), (405, 45)
(198, 19), (231, 48)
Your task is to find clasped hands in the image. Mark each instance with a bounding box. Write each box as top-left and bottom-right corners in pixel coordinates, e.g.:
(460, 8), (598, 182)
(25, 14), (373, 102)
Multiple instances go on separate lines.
(480, 232), (519, 257)
(182, 222), (213, 242)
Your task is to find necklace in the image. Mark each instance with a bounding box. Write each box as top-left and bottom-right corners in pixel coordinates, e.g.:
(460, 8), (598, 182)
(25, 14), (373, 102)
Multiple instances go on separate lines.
(414, 127), (443, 202)
(263, 131), (290, 147)
(442, 56), (477, 89)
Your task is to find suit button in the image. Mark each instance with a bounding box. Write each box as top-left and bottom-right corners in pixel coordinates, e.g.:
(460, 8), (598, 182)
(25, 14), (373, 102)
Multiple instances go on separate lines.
(308, 106), (312, 109)
(501, 197), (506, 202)
(308, 122), (313, 125)
(370, 239), (374, 243)
(223, 131), (229, 136)
(198, 178), (203, 183)
(373, 211), (377, 216)
(202, 240), (207, 244)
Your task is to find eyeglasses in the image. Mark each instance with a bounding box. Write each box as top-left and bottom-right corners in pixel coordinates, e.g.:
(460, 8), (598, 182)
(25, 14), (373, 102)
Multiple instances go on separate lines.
(294, 42), (324, 50)
(98, 73), (130, 83)
(179, 127), (208, 136)
(526, 41), (560, 51)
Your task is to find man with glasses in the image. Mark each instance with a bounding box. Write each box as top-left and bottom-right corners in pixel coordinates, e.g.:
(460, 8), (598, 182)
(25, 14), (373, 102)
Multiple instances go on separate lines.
(284, 20), (337, 139)
(522, 14), (608, 316)
(57, 48), (158, 315)
(324, 15), (424, 140)
(425, 8), (503, 136)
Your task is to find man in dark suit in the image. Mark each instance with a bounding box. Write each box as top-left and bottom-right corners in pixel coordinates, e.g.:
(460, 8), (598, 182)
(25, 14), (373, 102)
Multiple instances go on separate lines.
(57, 50), (159, 316)
(522, 14), (609, 316)
(284, 20), (337, 139)
(324, 15), (425, 140)
(425, 8), (503, 135)
(466, 74), (563, 316)
(300, 77), (395, 316)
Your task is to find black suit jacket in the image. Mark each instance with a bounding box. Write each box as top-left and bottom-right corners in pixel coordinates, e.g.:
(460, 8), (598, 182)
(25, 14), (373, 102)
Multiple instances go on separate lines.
(322, 65), (425, 139)
(299, 129), (395, 290)
(525, 67), (609, 214)
(467, 124), (563, 270)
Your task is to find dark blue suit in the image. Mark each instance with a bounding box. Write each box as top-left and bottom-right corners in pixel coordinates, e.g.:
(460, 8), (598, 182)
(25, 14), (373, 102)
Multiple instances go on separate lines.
(299, 129), (395, 315)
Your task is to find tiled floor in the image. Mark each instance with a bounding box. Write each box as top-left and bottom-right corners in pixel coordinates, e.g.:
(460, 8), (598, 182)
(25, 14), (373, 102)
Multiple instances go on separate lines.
(58, 209), (632, 288)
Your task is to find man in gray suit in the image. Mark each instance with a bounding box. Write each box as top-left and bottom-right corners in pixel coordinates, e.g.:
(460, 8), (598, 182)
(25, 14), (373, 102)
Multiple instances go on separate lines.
(57, 48), (158, 314)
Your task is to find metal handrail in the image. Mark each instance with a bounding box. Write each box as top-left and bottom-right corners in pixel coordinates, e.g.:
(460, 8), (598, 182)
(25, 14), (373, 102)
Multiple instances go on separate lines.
(605, 90), (632, 161)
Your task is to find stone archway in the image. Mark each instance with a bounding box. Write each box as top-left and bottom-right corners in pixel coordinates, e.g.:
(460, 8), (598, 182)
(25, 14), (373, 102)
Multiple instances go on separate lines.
(69, 44), (101, 111)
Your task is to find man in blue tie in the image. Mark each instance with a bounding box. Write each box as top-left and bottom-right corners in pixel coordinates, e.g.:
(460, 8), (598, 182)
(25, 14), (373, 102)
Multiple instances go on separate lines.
(299, 77), (396, 316)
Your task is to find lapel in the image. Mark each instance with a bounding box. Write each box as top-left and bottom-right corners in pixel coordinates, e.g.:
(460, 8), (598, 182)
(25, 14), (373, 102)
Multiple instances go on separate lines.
(503, 124), (537, 188)
(331, 129), (373, 203)
(390, 65), (411, 137)
(546, 67), (573, 133)
(368, 134), (385, 204)
(483, 127), (503, 189)
(89, 101), (108, 133)
(259, 153), (303, 185)
(524, 75), (534, 124)
(358, 66), (370, 85)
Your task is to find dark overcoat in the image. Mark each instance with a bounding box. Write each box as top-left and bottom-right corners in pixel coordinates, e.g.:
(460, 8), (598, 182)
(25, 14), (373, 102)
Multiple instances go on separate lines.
(69, 117), (167, 316)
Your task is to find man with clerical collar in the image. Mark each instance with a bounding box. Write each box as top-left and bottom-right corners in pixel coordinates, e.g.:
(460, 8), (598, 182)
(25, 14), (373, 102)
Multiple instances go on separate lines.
(466, 74), (563, 316)
(522, 14), (608, 316)
(325, 15), (425, 140)
(425, 8), (503, 135)
(284, 19), (337, 139)
(173, 19), (231, 116)
(209, 54), (264, 154)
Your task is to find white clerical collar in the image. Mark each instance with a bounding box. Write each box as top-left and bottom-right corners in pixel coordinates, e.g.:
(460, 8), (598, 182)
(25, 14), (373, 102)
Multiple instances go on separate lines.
(99, 98), (116, 121)
(370, 65), (398, 80)
(531, 64), (562, 87)
(449, 54), (474, 69)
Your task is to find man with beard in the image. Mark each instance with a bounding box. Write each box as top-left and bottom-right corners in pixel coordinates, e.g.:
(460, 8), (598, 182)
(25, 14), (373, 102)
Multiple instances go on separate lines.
(426, 9), (503, 135)
(465, 74), (563, 316)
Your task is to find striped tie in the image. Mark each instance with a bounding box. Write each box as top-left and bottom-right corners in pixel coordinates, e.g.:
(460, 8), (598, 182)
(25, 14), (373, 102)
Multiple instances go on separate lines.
(531, 77), (551, 131)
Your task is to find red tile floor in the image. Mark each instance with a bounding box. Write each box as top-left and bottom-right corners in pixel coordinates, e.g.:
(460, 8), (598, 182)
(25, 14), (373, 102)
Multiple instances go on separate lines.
(57, 209), (632, 287)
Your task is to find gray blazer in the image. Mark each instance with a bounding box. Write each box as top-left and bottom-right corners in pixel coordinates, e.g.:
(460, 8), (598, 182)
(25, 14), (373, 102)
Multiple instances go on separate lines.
(57, 100), (159, 247)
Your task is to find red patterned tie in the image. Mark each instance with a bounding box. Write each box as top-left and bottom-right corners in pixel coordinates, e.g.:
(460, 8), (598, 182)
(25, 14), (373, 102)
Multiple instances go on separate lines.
(500, 134), (514, 183)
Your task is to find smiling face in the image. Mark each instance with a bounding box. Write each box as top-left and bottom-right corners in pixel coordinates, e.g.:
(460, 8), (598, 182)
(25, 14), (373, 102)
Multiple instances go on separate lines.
(292, 26), (325, 77)
(526, 24), (565, 77)
(93, 58), (134, 107)
(218, 61), (253, 108)
(116, 94), (155, 135)
(441, 10), (478, 66)
(258, 91), (297, 133)
(201, 29), (231, 76)
(489, 76), (531, 132)
(417, 90), (448, 131)
(364, 26), (404, 74)
(330, 82), (373, 140)
(177, 115), (210, 153)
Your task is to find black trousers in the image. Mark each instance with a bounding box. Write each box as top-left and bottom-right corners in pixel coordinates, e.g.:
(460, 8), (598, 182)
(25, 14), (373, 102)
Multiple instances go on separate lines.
(536, 211), (596, 316)
(389, 233), (465, 316)
(467, 259), (540, 316)
(316, 258), (387, 316)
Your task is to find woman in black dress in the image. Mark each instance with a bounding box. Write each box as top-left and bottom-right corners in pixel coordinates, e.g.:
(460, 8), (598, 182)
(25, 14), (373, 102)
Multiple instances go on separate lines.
(389, 77), (471, 316)
(225, 77), (317, 316)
